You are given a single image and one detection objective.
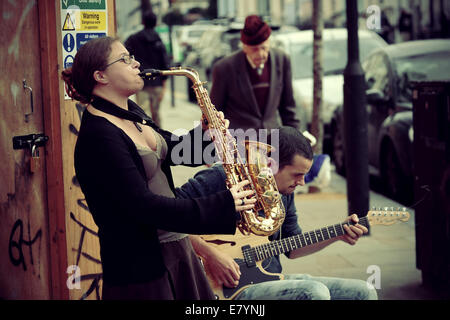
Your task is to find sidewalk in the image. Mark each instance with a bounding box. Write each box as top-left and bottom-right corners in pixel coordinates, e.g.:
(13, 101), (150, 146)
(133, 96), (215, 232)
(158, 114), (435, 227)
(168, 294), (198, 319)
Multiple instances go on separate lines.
(156, 86), (443, 300)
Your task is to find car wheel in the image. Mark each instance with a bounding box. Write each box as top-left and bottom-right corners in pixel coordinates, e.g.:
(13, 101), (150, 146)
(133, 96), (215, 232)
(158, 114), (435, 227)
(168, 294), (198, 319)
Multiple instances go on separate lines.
(381, 140), (412, 203)
(332, 122), (346, 175)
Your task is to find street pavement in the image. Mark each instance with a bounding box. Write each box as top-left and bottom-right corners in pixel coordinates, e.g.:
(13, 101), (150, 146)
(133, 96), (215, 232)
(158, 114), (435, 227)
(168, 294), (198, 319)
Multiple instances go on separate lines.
(150, 79), (445, 300)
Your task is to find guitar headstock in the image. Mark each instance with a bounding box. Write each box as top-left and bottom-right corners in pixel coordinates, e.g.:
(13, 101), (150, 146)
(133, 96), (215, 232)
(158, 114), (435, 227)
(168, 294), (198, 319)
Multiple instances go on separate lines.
(366, 207), (410, 226)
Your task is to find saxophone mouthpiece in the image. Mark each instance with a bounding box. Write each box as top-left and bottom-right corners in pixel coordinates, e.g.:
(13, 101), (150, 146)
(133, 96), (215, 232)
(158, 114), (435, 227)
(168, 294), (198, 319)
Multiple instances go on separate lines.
(139, 69), (162, 79)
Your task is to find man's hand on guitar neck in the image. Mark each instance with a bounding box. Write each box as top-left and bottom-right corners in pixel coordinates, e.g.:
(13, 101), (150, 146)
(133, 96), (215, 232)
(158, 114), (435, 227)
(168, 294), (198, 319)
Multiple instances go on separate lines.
(340, 214), (368, 245)
(189, 235), (241, 288)
(289, 214), (369, 259)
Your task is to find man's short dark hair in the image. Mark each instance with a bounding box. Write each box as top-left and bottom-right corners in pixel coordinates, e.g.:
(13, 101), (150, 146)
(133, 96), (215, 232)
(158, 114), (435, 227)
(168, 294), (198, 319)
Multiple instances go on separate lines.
(142, 11), (157, 29)
(268, 126), (313, 169)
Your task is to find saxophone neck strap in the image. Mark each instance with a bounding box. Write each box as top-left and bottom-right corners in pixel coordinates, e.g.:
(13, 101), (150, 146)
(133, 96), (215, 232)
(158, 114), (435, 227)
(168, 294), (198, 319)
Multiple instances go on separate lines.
(90, 95), (154, 126)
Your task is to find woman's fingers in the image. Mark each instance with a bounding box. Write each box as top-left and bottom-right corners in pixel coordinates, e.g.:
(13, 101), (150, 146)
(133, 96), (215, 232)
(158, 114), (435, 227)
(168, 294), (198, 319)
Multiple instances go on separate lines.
(229, 179), (251, 193)
(230, 180), (256, 211)
(235, 197), (257, 211)
(217, 112), (230, 129)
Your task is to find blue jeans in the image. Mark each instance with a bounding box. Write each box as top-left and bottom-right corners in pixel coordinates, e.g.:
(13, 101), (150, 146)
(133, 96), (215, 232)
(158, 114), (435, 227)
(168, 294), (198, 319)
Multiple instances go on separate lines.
(235, 274), (378, 300)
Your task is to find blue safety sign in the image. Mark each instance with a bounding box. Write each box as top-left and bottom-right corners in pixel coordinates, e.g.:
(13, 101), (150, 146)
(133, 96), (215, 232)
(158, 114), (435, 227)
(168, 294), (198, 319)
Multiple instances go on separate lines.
(63, 33), (75, 52)
(76, 33), (106, 50)
(64, 55), (74, 69)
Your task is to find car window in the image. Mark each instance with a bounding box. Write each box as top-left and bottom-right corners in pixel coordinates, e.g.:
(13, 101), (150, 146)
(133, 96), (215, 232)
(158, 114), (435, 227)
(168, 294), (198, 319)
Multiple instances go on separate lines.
(223, 33), (242, 51)
(197, 31), (220, 50)
(289, 43), (313, 79)
(394, 51), (450, 102)
(188, 30), (206, 38)
(289, 37), (385, 79)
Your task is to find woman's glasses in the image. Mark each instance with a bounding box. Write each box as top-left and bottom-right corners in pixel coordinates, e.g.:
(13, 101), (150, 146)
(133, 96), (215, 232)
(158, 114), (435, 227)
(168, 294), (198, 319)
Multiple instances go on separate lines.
(106, 54), (135, 68)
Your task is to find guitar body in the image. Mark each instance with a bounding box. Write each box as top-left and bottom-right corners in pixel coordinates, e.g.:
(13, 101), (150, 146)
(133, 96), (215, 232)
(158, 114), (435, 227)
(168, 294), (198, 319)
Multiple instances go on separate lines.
(201, 231), (283, 300)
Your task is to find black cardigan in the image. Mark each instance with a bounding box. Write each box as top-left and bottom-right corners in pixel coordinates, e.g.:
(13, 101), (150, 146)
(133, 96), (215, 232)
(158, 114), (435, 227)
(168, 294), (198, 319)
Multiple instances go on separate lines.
(74, 98), (237, 285)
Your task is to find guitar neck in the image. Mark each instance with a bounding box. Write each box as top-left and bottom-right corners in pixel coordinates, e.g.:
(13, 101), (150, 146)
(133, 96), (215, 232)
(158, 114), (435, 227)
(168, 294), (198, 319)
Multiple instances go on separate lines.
(249, 217), (369, 262)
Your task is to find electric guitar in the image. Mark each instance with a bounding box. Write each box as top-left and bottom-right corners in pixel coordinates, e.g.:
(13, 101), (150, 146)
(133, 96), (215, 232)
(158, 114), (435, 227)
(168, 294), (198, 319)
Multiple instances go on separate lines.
(200, 208), (410, 300)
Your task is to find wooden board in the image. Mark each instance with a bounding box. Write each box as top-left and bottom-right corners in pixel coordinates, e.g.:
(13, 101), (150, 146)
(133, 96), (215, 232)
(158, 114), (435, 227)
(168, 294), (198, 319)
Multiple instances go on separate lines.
(0, 0), (52, 299)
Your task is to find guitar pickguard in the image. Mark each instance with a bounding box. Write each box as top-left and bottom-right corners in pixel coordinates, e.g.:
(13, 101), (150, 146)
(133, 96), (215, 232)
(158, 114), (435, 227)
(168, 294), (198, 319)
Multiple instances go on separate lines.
(222, 259), (281, 299)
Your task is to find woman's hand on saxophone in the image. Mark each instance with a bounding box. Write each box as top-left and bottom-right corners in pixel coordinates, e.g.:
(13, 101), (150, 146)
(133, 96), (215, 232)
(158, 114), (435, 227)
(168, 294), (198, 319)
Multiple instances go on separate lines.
(229, 180), (257, 211)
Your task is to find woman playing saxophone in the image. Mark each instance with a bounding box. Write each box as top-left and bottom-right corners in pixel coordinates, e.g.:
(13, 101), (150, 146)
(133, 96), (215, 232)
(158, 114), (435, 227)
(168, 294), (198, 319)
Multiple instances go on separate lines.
(61, 36), (255, 300)
(140, 67), (286, 236)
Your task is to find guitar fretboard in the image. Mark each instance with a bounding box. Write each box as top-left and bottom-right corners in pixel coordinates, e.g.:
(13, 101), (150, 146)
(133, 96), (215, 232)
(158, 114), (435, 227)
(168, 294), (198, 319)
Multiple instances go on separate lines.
(243, 217), (369, 263)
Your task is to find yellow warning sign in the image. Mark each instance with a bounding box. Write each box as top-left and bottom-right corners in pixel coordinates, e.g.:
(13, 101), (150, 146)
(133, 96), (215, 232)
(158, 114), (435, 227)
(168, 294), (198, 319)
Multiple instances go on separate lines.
(63, 12), (75, 31)
(80, 11), (106, 31)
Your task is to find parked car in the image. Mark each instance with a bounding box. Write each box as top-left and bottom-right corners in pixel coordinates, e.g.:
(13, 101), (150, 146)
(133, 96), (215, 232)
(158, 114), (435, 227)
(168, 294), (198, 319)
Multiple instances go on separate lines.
(184, 23), (242, 84)
(175, 24), (216, 61)
(182, 23), (241, 101)
(331, 39), (450, 202)
(272, 28), (388, 151)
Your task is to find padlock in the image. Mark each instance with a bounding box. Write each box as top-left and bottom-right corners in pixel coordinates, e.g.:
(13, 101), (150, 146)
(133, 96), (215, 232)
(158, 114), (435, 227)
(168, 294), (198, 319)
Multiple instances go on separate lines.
(30, 144), (41, 173)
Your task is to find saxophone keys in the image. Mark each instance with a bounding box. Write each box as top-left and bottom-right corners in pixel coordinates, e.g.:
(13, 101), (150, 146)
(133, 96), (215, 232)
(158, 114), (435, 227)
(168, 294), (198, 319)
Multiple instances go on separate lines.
(257, 168), (274, 187)
(262, 190), (281, 205)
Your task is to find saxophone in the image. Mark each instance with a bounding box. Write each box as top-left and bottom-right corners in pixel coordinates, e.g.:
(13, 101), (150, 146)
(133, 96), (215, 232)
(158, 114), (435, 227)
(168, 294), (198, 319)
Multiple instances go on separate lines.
(140, 67), (285, 236)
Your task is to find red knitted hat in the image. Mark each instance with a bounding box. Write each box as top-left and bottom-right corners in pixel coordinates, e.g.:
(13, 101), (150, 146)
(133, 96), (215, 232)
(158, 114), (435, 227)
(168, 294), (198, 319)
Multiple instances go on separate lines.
(240, 15), (271, 45)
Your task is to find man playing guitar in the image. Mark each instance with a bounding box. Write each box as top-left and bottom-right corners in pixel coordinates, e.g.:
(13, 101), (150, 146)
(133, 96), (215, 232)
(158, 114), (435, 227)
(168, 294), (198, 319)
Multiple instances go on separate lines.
(176, 127), (378, 300)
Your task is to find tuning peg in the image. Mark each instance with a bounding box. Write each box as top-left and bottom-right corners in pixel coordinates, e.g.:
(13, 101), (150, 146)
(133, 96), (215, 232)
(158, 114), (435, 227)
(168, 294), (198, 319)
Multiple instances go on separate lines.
(404, 208), (409, 217)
